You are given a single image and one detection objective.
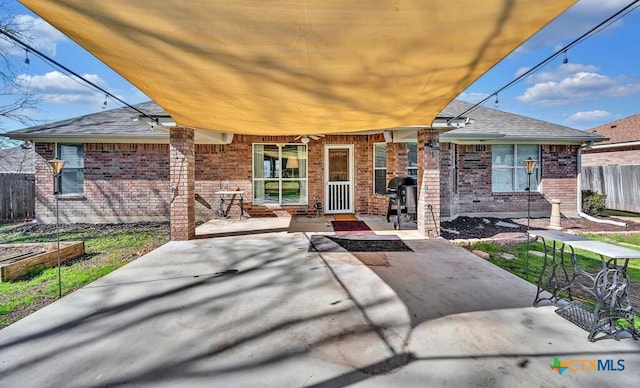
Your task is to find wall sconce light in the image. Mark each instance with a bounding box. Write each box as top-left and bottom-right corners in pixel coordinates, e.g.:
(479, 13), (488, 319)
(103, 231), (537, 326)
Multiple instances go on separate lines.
(300, 136), (310, 144)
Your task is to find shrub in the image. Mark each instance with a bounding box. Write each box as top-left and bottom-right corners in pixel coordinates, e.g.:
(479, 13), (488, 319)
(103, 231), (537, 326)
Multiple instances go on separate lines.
(582, 190), (607, 215)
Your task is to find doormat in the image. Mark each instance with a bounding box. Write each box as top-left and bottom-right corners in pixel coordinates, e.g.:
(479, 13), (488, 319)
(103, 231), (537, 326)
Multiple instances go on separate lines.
(309, 235), (413, 253)
(331, 221), (375, 235)
(333, 214), (358, 221)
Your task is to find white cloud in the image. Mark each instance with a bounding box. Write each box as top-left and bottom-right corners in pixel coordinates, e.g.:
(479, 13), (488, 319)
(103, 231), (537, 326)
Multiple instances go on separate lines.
(518, 0), (632, 52)
(0, 15), (68, 57)
(524, 63), (600, 83)
(517, 64), (640, 105)
(15, 71), (113, 106)
(567, 110), (611, 122)
(456, 92), (490, 103)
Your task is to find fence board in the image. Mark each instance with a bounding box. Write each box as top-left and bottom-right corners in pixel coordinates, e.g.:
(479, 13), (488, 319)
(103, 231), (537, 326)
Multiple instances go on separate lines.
(0, 173), (35, 220)
(582, 165), (640, 213)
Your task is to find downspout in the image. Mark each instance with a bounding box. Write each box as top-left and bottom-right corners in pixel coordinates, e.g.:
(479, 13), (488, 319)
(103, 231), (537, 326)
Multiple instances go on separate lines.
(576, 146), (626, 226)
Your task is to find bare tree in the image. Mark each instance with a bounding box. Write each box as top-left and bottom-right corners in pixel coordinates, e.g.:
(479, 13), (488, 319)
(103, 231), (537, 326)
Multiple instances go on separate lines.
(1, 4), (40, 120)
(0, 1), (39, 173)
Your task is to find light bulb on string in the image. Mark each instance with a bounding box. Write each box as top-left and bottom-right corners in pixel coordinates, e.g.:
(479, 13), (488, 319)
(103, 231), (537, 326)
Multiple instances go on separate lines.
(494, 94), (499, 108)
(102, 94), (108, 109)
(24, 49), (30, 67)
(562, 51), (568, 65)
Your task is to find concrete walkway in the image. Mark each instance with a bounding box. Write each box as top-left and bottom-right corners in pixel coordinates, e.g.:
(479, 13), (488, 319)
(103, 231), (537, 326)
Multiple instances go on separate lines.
(0, 218), (638, 387)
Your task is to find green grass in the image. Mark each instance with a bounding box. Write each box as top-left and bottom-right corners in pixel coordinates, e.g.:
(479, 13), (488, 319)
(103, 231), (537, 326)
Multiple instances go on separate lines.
(472, 233), (640, 331)
(585, 233), (640, 248)
(0, 222), (169, 328)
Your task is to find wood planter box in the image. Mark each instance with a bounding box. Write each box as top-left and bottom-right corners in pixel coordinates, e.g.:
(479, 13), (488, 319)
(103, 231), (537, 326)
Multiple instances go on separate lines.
(0, 242), (85, 281)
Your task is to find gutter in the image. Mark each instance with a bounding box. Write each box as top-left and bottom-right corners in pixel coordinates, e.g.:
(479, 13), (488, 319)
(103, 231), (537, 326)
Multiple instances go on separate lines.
(586, 140), (640, 150)
(576, 147), (626, 227)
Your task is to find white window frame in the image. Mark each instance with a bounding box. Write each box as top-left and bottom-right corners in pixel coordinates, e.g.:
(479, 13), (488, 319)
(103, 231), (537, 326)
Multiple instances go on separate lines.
(56, 143), (84, 195)
(406, 142), (418, 178)
(491, 144), (541, 193)
(252, 143), (308, 205)
(373, 142), (387, 195)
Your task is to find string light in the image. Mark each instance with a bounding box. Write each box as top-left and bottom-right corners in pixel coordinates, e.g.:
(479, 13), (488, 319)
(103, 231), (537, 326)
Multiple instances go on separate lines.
(562, 50), (568, 65)
(0, 28), (153, 119)
(449, 0), (640, 122)
(23, 49), (30, 67)
(102, 94), (108, 109)
(494, 94), (499, 108)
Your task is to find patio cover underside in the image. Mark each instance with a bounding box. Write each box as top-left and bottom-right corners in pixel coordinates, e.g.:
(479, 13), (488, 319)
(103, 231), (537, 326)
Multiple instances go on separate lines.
(21, 0), (575, 136)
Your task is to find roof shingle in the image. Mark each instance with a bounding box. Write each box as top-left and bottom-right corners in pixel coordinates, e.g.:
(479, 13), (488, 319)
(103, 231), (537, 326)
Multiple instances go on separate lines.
(587, 114), (640, 145)
(439, 100), (606, 144)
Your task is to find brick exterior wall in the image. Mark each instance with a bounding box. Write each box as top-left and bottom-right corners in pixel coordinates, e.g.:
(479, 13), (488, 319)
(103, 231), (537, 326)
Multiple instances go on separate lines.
(416, 129), (441, 237)
(539, 145), (579, 217)
(582, 146), (640, 166)
(446, 143), (578, 218)
(33, 134), (581, 234)
(170, 127), (195, 240)
(34, 142), (170, 224)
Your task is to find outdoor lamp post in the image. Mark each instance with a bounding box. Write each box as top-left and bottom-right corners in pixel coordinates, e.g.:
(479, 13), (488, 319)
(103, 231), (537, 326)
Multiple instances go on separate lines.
(523, 157), (537, 282)
(48, 158), (66, 299)
(523, 157), (538, 230)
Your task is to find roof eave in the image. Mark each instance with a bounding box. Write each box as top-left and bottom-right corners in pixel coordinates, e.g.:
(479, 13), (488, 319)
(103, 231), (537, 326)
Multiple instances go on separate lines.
(5, 133), (170, 144)
(441, 135), (606, 145)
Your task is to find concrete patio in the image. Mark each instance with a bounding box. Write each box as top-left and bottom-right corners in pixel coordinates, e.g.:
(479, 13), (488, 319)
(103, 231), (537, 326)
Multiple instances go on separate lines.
(0, 216), (638, 387)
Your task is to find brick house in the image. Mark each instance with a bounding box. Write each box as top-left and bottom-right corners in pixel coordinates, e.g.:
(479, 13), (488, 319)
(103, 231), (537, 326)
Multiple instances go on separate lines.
(14, 1), (578, 240)
(582, 114), (640, 213)
(7, 100), (604, 238)
(583, 114), (640, 166)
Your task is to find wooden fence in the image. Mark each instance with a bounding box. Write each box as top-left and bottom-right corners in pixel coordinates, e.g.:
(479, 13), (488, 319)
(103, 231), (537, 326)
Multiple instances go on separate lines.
(582, 165), (640, 213)
(0, 173), (35, 220)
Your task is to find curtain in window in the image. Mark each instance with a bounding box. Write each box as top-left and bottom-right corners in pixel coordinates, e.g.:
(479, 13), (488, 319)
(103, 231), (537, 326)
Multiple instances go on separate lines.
(374, 143), (387, 194)
(491, 144), (540, 192)
(253, 145), (267, 202)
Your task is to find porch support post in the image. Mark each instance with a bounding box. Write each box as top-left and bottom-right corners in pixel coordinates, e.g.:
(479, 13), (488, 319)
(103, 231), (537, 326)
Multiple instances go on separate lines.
(417, 129), (440, 238)
(169, 127), (195, 240)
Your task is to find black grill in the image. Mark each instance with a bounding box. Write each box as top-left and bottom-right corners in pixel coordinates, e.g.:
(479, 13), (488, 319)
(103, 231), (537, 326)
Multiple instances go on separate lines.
(385, 176), (417, 229)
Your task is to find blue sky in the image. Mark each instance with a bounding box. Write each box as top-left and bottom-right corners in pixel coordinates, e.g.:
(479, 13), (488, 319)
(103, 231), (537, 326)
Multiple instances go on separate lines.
(2, 0), (640, 133)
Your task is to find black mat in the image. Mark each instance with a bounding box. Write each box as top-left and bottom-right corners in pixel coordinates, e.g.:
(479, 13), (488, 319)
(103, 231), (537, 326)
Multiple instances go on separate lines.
(309, 235), (413, 252)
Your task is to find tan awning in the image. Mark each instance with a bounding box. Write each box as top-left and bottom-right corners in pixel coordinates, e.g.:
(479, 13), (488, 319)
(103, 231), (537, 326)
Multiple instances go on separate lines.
(20, 0), (575, 135)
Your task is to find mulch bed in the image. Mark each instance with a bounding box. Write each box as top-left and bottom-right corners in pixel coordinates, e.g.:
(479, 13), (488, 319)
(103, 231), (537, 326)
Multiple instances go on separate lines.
(440, 216), (640, 240)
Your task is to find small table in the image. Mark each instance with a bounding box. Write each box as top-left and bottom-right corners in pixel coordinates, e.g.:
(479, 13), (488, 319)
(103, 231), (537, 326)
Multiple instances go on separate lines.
(529, 229), (640, 341)
(214, 191), (245, 219)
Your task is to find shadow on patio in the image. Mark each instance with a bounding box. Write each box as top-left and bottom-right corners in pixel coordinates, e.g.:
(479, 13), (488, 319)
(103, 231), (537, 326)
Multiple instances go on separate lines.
(0, 232), (638, 387)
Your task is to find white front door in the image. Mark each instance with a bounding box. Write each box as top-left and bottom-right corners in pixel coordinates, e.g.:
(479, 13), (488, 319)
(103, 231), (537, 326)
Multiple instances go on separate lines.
(324, 145), (354, 214)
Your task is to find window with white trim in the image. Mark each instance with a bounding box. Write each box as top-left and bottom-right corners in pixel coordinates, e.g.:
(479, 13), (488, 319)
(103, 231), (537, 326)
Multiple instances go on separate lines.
(407, 142), (418, 178)
(373, 143), (387, 194)
(57, 143), (84, 194)
(253, 144), (307, 205)
(491, 144), (540, 192)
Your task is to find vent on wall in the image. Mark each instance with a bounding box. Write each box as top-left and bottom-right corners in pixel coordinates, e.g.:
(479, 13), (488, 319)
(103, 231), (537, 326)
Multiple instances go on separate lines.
(475, 145), (486, 152)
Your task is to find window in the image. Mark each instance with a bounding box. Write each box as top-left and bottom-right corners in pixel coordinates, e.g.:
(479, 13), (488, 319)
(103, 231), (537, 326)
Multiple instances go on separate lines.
(57, 144), (84, 194)
(253, 144), (307, 205)
(492, 144), (540, 192)
(452, 144), (458, 194)
(373, 143), (387, 194)
(407, 142), (418, 178)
